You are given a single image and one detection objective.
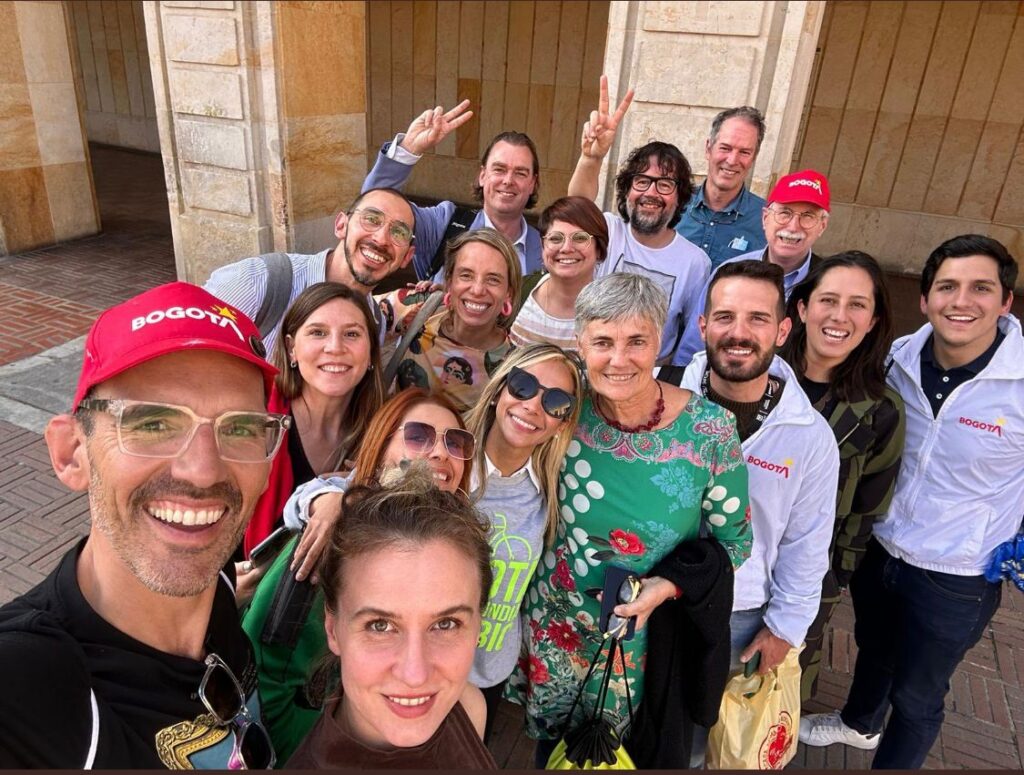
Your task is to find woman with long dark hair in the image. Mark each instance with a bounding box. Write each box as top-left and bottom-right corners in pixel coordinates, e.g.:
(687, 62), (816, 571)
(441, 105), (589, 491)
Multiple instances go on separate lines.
(242, 282), (384, 556)
(780, 251), (906, 701)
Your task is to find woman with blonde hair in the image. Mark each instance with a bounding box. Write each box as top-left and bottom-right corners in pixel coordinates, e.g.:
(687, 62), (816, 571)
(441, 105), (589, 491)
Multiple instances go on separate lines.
(381, 227), (523, 412)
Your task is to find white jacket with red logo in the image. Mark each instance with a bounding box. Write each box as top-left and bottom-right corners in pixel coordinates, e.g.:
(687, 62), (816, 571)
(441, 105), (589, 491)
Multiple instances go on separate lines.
(683, 353), (839, 647)
(874, 314), (1024, 575)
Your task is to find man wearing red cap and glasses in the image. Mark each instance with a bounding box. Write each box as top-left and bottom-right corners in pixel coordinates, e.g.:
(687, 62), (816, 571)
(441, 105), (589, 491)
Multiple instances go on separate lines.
(0, 283), (285, 769)
(669, 170), (831, 369)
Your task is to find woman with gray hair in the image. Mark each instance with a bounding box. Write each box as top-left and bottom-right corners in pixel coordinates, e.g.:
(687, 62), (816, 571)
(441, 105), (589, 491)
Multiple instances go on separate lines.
(506, 272), (752, 764)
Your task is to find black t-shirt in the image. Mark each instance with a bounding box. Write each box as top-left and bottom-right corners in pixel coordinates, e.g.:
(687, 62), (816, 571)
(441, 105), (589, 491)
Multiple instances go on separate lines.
(0, 539), (260, 768)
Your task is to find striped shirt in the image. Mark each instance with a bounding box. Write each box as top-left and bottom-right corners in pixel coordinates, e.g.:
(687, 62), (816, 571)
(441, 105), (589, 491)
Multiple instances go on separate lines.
(203, 248), (386, 360)
(509, 275), (578, 352)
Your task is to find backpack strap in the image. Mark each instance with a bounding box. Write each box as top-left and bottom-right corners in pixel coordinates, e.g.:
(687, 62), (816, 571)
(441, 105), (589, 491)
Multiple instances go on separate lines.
(427, 206), (477, 279)
(254, 253), (294, 341)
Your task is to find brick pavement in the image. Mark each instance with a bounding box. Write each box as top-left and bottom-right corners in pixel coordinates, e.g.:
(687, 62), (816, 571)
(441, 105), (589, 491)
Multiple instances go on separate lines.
(1, 144), (1022, 769)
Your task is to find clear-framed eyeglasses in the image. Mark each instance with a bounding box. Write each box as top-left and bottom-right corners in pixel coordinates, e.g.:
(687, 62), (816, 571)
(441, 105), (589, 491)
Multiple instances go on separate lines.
(349, 207), (415, 247)
(77, 399), (291, 463)
(767, 206), (822, 230)
(542, 230), (594, 249)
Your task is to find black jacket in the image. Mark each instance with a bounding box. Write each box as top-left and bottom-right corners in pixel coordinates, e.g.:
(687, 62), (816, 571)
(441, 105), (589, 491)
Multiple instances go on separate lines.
(627, 538), (734, 769)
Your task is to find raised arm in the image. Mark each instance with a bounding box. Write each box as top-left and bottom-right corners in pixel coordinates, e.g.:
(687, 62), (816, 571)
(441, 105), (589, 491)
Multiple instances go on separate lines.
(399, 100), (473, 156)
(363, 101), (474, 194)
(567, 75), (634, 200)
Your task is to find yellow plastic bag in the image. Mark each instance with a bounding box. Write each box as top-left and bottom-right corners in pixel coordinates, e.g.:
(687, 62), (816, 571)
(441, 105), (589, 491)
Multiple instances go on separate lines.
(546, 734), (637, 770)
(707, 648), (802, 770)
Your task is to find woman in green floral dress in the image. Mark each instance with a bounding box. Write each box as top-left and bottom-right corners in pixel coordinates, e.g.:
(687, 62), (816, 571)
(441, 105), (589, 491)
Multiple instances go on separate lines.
(505, 274), (751, 759)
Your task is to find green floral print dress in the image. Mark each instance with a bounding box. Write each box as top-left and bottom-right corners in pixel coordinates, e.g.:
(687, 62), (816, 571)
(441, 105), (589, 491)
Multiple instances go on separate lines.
(506, 393), (751, 740)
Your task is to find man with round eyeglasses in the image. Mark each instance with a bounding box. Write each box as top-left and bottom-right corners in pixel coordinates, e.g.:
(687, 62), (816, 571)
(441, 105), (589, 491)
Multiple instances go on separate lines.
(669, 169), (831, 370)
(205, 186), (418, 359)
(0, 283), (283, 768)
(569, 76), (712, 363)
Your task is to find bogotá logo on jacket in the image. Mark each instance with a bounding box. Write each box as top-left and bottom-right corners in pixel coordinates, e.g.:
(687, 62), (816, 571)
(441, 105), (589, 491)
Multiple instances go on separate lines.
(747, 454), (793, 479)
(958, 416), (1005, 437)
(759, 710), (795, 769)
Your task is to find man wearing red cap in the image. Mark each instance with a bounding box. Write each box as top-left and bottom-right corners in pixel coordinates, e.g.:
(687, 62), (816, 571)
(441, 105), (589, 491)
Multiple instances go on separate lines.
(0, 283), (287, 768)
(669, 169), (831, 368)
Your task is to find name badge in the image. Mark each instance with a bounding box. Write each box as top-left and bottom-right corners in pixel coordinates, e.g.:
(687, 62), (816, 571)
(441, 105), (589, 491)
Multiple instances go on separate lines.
(729, 237), (749, 252)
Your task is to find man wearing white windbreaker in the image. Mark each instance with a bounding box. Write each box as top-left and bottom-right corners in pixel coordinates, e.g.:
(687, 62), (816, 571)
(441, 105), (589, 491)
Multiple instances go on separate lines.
(801, 235), (1021, 769)
(681, 260), (839, 765)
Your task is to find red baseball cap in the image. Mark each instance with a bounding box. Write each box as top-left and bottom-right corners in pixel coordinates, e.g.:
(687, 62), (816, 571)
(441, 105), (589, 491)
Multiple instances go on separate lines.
(72, 282), (277, 410)
(768, 169), (830, 212)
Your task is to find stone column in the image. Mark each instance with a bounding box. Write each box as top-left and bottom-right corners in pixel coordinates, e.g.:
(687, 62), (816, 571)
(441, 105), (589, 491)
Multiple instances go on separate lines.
(0, 0), (99, 255)
(597, 0), (826, 206)
(143, 0), (367, 283)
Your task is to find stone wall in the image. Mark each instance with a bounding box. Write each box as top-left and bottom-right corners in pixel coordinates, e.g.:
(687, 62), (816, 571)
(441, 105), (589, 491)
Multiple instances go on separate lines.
(0, 0), (99, 255)
(68, 0), (159, 153)
(597, 1), (825, 207)
(795, 0), (1023, 282)
(145, 0), (368, 282)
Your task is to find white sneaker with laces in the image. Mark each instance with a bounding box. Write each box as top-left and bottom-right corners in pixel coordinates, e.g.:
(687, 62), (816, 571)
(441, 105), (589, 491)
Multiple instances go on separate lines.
(799, 711), (880, 750)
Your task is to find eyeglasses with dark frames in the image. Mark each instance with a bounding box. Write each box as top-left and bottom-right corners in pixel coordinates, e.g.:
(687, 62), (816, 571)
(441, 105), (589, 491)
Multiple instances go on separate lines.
(199, 653), (276, 769)
(77, 399), (290, 463)
(630, 174), (678, 195)
(349, 207), (415, 247)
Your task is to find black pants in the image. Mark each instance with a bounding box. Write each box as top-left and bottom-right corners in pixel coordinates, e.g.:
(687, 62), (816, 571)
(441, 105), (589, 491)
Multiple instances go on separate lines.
(481, 681), (506, 744)
(841, 539), (1001, 769)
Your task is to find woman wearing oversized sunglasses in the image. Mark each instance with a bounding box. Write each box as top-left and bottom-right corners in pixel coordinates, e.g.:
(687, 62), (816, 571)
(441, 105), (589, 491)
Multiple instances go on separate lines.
(511, 196), (608, 352)
(463, 343), (585, 739)
(242, 388), (474, 762)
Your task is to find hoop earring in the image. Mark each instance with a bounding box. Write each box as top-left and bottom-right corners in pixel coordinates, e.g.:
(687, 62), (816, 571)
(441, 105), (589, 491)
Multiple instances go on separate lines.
(289, 360), (298, 369)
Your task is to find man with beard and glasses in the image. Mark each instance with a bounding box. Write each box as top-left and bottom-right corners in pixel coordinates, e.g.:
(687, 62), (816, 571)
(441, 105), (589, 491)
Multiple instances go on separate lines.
(362, 101), (543, 281)
(205, 187), (417, 359)
(568, 76), (711, 362)
(679, 260), (838, 766)
(670, 169), (831, 369)
(0, 283), (285, 768)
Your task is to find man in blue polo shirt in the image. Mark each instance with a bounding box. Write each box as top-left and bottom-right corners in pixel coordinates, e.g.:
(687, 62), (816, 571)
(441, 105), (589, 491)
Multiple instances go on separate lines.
(676, 107), (768, 270)
(362, 100), (543, 280)
(801, 235), (1023, 769)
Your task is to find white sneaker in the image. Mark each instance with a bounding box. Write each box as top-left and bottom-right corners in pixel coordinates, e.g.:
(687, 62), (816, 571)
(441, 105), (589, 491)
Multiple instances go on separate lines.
(799, 711), (880, 750)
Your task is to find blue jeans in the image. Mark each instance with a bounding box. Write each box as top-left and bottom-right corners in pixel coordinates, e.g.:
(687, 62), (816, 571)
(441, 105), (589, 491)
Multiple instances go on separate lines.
(688, 606), (767, 767)
(842, 539), (1002, 769)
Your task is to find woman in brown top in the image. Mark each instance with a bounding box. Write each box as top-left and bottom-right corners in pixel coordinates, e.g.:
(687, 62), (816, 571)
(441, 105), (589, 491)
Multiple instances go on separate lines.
(287, 468), (497, 769)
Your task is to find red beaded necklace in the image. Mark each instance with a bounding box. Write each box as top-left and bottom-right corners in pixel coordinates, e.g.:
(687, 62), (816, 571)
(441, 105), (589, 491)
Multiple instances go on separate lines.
(596, 381), (665, 433)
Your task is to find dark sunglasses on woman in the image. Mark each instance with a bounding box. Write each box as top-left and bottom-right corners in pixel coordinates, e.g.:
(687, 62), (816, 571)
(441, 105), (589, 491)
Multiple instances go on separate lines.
(397, 421), (476, 460)
(506, 367), (577, 420)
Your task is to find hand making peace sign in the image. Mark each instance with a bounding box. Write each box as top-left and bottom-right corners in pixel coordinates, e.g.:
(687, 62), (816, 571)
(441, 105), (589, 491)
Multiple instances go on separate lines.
(399, 100), (475, 157)
(581, 75), (635, 160)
